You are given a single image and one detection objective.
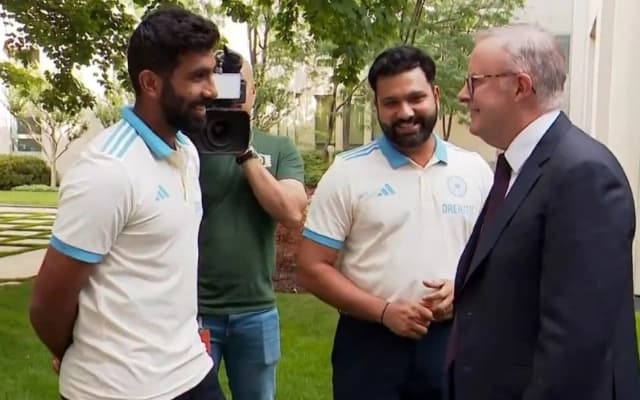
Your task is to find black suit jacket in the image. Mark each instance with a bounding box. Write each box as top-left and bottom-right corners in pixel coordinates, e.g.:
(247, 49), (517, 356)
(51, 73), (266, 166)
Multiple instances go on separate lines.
(449, 112), (640, 400)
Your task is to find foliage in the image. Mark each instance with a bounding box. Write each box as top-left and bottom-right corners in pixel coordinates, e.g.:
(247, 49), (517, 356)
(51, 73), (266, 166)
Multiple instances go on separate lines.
(301, 149), (330, 188)
(413, 0), (526, 139)
(0, 0), (138, 113)
(8, 84), (89, 187)
(93, 80), (135, 128)
(0, 155), (50, 190)
(203, 1), (318, 132)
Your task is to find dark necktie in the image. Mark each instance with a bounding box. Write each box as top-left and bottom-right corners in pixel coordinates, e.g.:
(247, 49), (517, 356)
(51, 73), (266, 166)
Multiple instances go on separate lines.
(445, 154), (512, 369)
(481, 153), (512, 229)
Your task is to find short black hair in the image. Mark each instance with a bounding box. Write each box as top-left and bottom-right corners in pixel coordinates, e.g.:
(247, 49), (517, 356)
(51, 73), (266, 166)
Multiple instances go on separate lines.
(367, 45), (437, 93)
(127, 6), (220, 94)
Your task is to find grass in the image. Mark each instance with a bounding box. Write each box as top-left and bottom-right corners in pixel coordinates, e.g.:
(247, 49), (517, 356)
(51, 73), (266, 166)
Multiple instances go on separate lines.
(0, 281), (337, 399)
(0, 282), (639, 399)
(0, 191), (58, 207)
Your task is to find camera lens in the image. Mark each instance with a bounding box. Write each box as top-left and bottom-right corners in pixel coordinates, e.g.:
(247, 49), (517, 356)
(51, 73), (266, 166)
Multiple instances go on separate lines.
(204, 118), (231, 147)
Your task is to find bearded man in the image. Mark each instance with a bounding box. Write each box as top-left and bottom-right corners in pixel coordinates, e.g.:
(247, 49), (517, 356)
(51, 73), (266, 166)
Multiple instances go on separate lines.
(296, 45), (493, 400)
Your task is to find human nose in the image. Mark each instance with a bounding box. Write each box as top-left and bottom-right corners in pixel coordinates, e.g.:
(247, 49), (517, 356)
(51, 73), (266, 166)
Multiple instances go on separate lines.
(458, 81), (471, 105)
(397, 102), (414, 120)
(203, 74), (218, 100)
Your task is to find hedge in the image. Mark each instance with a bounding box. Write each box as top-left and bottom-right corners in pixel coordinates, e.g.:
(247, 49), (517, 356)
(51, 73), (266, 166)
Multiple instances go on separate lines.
(0, 155), (50, 190)
(301, 149), (330, 188)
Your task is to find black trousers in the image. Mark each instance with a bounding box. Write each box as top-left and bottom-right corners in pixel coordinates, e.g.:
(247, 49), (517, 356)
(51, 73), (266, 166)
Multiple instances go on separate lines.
(332, 314), (452, 400)
(61, 365), (226, 400)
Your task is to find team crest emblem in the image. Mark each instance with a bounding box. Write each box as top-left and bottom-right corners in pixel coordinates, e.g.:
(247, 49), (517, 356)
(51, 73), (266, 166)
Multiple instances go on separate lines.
(447, 176), (467, 197)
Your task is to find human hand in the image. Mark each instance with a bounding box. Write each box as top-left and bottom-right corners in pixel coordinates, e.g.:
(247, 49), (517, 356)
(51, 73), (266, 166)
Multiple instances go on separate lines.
(381, 299), (433, 340)
(421, 279), (454, 321)
(52, 357), (61, 375)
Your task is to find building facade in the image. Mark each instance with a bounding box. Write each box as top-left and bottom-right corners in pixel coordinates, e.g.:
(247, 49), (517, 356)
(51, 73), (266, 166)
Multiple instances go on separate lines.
(569, 0), (640, 294)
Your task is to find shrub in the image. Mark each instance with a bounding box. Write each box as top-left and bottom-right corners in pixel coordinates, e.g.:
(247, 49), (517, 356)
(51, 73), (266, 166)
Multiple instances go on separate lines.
(0, 155), (50, 190)
(301, 149), (330, 188)
(11, 184), (57, 192)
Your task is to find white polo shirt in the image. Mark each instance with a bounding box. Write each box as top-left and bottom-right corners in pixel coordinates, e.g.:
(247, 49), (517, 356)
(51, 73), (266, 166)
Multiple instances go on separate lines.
(51, 106), (211, 400)
(304, 134), (493, 302)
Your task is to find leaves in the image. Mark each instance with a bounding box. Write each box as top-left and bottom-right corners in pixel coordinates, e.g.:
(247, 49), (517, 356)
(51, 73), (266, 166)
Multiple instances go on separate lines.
(1, 0), (138, 113)
(1, 0), (526, 145)
(412, 0), (525, 137)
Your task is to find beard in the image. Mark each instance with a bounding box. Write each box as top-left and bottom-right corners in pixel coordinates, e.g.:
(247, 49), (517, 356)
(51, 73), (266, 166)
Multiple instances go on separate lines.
(380, 105), (438, 149)
(160, 83), (208, 135)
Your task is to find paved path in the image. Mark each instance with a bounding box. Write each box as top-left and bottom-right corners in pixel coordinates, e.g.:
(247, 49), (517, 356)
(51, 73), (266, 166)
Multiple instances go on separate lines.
(0, 206), (53, 283)
(0, 205), (56, 214)
(0, 248), (46, 282)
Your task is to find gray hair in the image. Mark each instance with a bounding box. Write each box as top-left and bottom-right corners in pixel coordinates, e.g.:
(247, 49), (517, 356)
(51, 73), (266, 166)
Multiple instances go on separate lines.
(475, 23), (567, 111)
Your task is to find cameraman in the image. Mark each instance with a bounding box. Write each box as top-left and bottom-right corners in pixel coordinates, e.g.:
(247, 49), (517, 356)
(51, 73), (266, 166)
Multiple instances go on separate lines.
(197, 48), (307, 400)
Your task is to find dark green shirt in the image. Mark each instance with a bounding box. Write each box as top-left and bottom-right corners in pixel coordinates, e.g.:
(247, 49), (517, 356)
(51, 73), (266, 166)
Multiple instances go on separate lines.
(197, 131), (304, 315)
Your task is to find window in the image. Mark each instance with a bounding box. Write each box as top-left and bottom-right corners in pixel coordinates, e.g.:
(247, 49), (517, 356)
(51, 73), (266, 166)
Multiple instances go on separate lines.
(314, 95), (333, 146)
(16, 137), (41, 152)
(16, 117), (40, 135)
(342, 98), (367, 148)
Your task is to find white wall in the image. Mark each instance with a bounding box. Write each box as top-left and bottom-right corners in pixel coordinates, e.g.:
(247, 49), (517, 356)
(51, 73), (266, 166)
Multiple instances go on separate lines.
(570, 0), (640, 294)
(512, 0), (574, 34)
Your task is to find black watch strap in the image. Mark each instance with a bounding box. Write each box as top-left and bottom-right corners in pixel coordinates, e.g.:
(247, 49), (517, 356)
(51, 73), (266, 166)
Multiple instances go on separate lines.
(236, 147), (256, 165)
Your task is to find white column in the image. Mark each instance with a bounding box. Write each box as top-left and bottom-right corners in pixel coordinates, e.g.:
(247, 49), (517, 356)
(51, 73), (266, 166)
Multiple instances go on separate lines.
(605, 0), (640, 295)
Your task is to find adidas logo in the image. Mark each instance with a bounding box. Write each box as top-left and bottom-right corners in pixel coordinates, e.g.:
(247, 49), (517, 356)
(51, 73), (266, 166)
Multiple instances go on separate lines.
(377, 183), (396, 197)
(155, 185), (170, 201)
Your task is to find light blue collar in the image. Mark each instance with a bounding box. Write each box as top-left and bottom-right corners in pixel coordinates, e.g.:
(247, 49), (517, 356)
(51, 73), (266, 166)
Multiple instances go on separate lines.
(121, 106), (189, 159)
(376, 133), (448, 169)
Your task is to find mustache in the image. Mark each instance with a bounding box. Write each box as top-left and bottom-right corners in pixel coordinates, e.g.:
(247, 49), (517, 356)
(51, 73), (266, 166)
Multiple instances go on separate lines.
(190, 98), (211, 109)
(392, 117), (420, 128)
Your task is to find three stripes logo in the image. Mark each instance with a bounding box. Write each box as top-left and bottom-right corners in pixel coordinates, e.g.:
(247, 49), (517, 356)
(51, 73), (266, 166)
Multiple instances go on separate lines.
(377, 183), (396, 197)
(101, 121), (137, 158)
(155, 185), (170, 201)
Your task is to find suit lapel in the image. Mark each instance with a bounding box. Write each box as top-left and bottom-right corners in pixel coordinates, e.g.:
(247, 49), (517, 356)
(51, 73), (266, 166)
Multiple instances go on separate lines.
(455, 203), (486, 293)
(460, 112), (572, 289)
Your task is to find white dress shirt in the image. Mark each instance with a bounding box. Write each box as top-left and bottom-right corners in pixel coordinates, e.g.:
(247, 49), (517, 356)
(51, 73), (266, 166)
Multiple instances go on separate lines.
(504, 110), (561, 193)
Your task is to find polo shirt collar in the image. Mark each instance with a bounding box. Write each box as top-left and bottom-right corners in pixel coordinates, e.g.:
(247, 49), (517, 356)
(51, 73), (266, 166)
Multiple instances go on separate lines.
(377, 133), (448, 169)
(121, 106), (189, 159)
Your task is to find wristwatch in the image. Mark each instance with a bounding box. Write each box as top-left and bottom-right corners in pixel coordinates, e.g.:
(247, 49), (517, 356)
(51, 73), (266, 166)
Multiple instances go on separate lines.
(235, 146), (259, 165)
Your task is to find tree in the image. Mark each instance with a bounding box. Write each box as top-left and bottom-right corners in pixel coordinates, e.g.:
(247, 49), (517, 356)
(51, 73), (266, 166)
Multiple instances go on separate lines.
(7, 80), (89, 188)
(0, 0), (138, 113)
(94, 79), (135, 128)
(412, 0), (525, 140)
(205, 1), (319, 132)
(255, 0), (525, 146)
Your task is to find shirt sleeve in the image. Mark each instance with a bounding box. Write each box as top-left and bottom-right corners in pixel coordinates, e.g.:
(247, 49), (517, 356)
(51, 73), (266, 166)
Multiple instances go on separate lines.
(275, 136), (305, 183)
(302, 157), (352, 250)
(50, 155), (134, 264)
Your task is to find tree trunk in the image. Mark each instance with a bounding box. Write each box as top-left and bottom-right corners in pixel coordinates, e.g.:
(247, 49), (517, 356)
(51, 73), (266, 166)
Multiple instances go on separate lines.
(49, 157), (57, 187)
(441, 112), (454, 141)
(323, 82), (340, 160)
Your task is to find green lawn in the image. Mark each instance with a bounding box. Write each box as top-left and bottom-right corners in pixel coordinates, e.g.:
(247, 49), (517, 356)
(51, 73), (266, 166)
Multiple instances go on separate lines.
(1, 282), (639, 399)
(0, 281), (336, 399)
(0, 191), (58, 207)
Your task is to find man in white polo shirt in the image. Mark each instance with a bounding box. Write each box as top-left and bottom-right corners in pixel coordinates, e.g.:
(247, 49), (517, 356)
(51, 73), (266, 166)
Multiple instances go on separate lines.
(29, 7), (225, 400)
(297, 45), (492, 400)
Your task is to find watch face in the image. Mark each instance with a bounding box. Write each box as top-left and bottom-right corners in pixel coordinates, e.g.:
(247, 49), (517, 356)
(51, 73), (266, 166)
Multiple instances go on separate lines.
(257, 153), (272, 168)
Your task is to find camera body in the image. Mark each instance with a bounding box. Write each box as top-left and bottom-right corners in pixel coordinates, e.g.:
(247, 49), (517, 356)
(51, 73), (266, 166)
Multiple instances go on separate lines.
(187, 47), (252, 155)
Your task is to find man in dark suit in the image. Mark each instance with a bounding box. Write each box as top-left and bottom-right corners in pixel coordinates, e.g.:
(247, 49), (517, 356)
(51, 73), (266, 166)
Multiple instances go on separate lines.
(448, 23), (640, 400)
